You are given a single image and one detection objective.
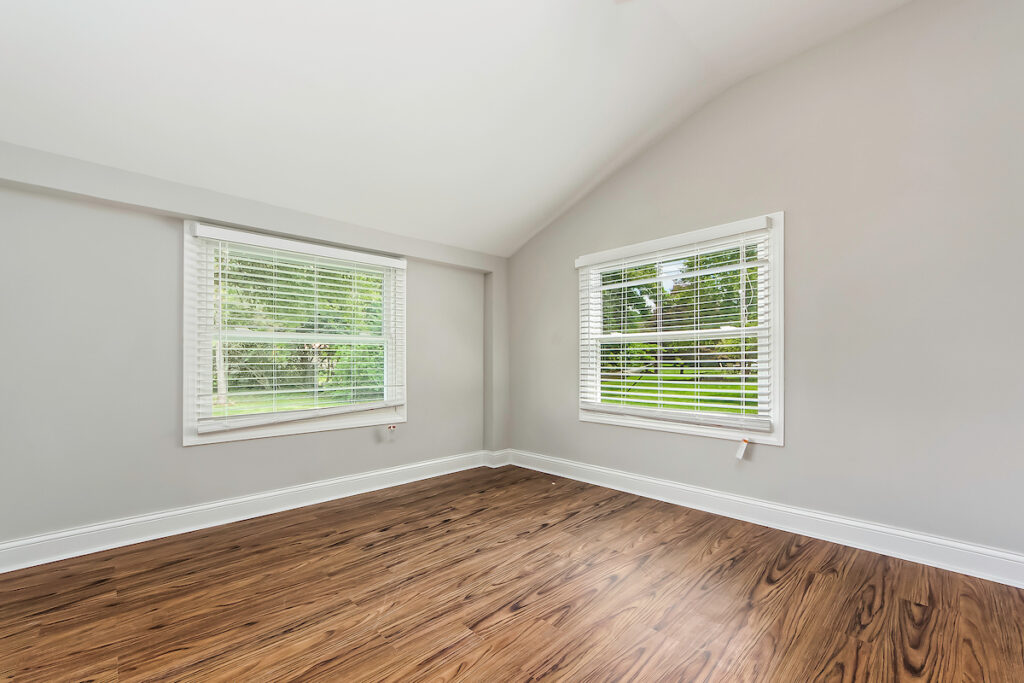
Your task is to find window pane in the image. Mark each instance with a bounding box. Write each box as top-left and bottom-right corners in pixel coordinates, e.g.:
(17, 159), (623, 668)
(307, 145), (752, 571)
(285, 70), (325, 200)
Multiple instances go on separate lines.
(215, 248), (385, 336)
(210, 341), (386, 418)
(202, 241), (390, 420)
(591, 238), (768, 417)
(598, 338), (762, 415)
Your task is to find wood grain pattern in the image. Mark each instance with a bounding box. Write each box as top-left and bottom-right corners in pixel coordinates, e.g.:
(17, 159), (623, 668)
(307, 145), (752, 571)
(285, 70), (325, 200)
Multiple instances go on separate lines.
(1, 465), (1022, 681)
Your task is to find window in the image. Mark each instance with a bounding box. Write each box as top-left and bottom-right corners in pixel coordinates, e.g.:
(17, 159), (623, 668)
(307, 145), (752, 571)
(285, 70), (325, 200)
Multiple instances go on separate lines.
(577, 213), (783, 444)
(183, 222), (406, 445)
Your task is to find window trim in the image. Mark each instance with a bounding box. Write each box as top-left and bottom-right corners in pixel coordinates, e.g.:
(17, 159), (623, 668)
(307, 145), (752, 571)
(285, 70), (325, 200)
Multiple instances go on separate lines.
(576, 212), (784, 446)
(182, 221), (407, 446)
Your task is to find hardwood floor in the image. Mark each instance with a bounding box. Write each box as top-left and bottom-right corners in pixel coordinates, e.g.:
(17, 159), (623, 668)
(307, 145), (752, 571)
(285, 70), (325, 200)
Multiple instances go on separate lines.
(2, 466), (1022, 682)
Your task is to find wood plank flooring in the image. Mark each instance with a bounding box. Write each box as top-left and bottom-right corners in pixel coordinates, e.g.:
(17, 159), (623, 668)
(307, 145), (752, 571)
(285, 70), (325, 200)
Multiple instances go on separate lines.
(1, 465), (1022, 681)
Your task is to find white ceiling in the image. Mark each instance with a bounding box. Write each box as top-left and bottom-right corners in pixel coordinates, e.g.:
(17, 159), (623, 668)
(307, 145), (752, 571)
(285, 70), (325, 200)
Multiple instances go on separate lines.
(0, 0), (908, 256)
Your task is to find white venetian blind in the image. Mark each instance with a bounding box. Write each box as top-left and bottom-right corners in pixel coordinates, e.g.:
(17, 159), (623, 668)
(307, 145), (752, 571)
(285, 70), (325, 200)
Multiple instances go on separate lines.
(186, 224), (406, 434)
(578, 216), (780, 435)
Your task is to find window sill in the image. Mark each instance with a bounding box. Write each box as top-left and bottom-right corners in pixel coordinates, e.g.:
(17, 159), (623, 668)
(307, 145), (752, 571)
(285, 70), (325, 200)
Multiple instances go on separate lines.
(183, 404), (406, 446)
(579, 409), (783, 446)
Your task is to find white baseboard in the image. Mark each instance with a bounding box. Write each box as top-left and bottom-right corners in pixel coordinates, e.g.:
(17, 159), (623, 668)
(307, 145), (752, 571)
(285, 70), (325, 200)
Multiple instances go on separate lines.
(5, 448), (1022, 589)
(502, 449), (1024, 589)
(0, 451), (491, 575)
(487, 449), (514, 468)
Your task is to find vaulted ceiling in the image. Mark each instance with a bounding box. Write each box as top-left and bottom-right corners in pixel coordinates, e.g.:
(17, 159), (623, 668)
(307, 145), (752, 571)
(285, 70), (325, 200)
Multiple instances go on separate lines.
(0, 0), (908, 256)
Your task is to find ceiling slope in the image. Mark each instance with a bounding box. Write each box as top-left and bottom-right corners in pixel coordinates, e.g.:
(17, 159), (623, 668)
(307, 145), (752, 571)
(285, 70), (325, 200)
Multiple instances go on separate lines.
(0, 0), (908, 255)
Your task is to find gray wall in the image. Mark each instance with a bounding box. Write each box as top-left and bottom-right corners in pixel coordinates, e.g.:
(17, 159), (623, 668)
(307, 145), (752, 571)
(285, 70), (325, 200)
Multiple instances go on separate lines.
(0, 184), (484, 540)
(509, 0), (1024, 553)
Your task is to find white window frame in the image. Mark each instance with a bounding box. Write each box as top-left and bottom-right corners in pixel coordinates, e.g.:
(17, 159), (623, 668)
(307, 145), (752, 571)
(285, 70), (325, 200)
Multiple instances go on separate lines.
(576, 212), (784, 445)
(182, 221), (407, 446)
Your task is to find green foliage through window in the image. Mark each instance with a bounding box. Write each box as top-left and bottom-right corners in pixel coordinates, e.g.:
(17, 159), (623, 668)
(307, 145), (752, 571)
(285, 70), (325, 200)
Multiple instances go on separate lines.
(202, 243), (391, 418)
(585, 239), (769, 418)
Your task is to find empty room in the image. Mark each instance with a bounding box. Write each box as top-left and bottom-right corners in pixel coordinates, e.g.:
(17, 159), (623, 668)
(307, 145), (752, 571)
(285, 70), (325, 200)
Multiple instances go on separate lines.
(1, 0), (1022, 680)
